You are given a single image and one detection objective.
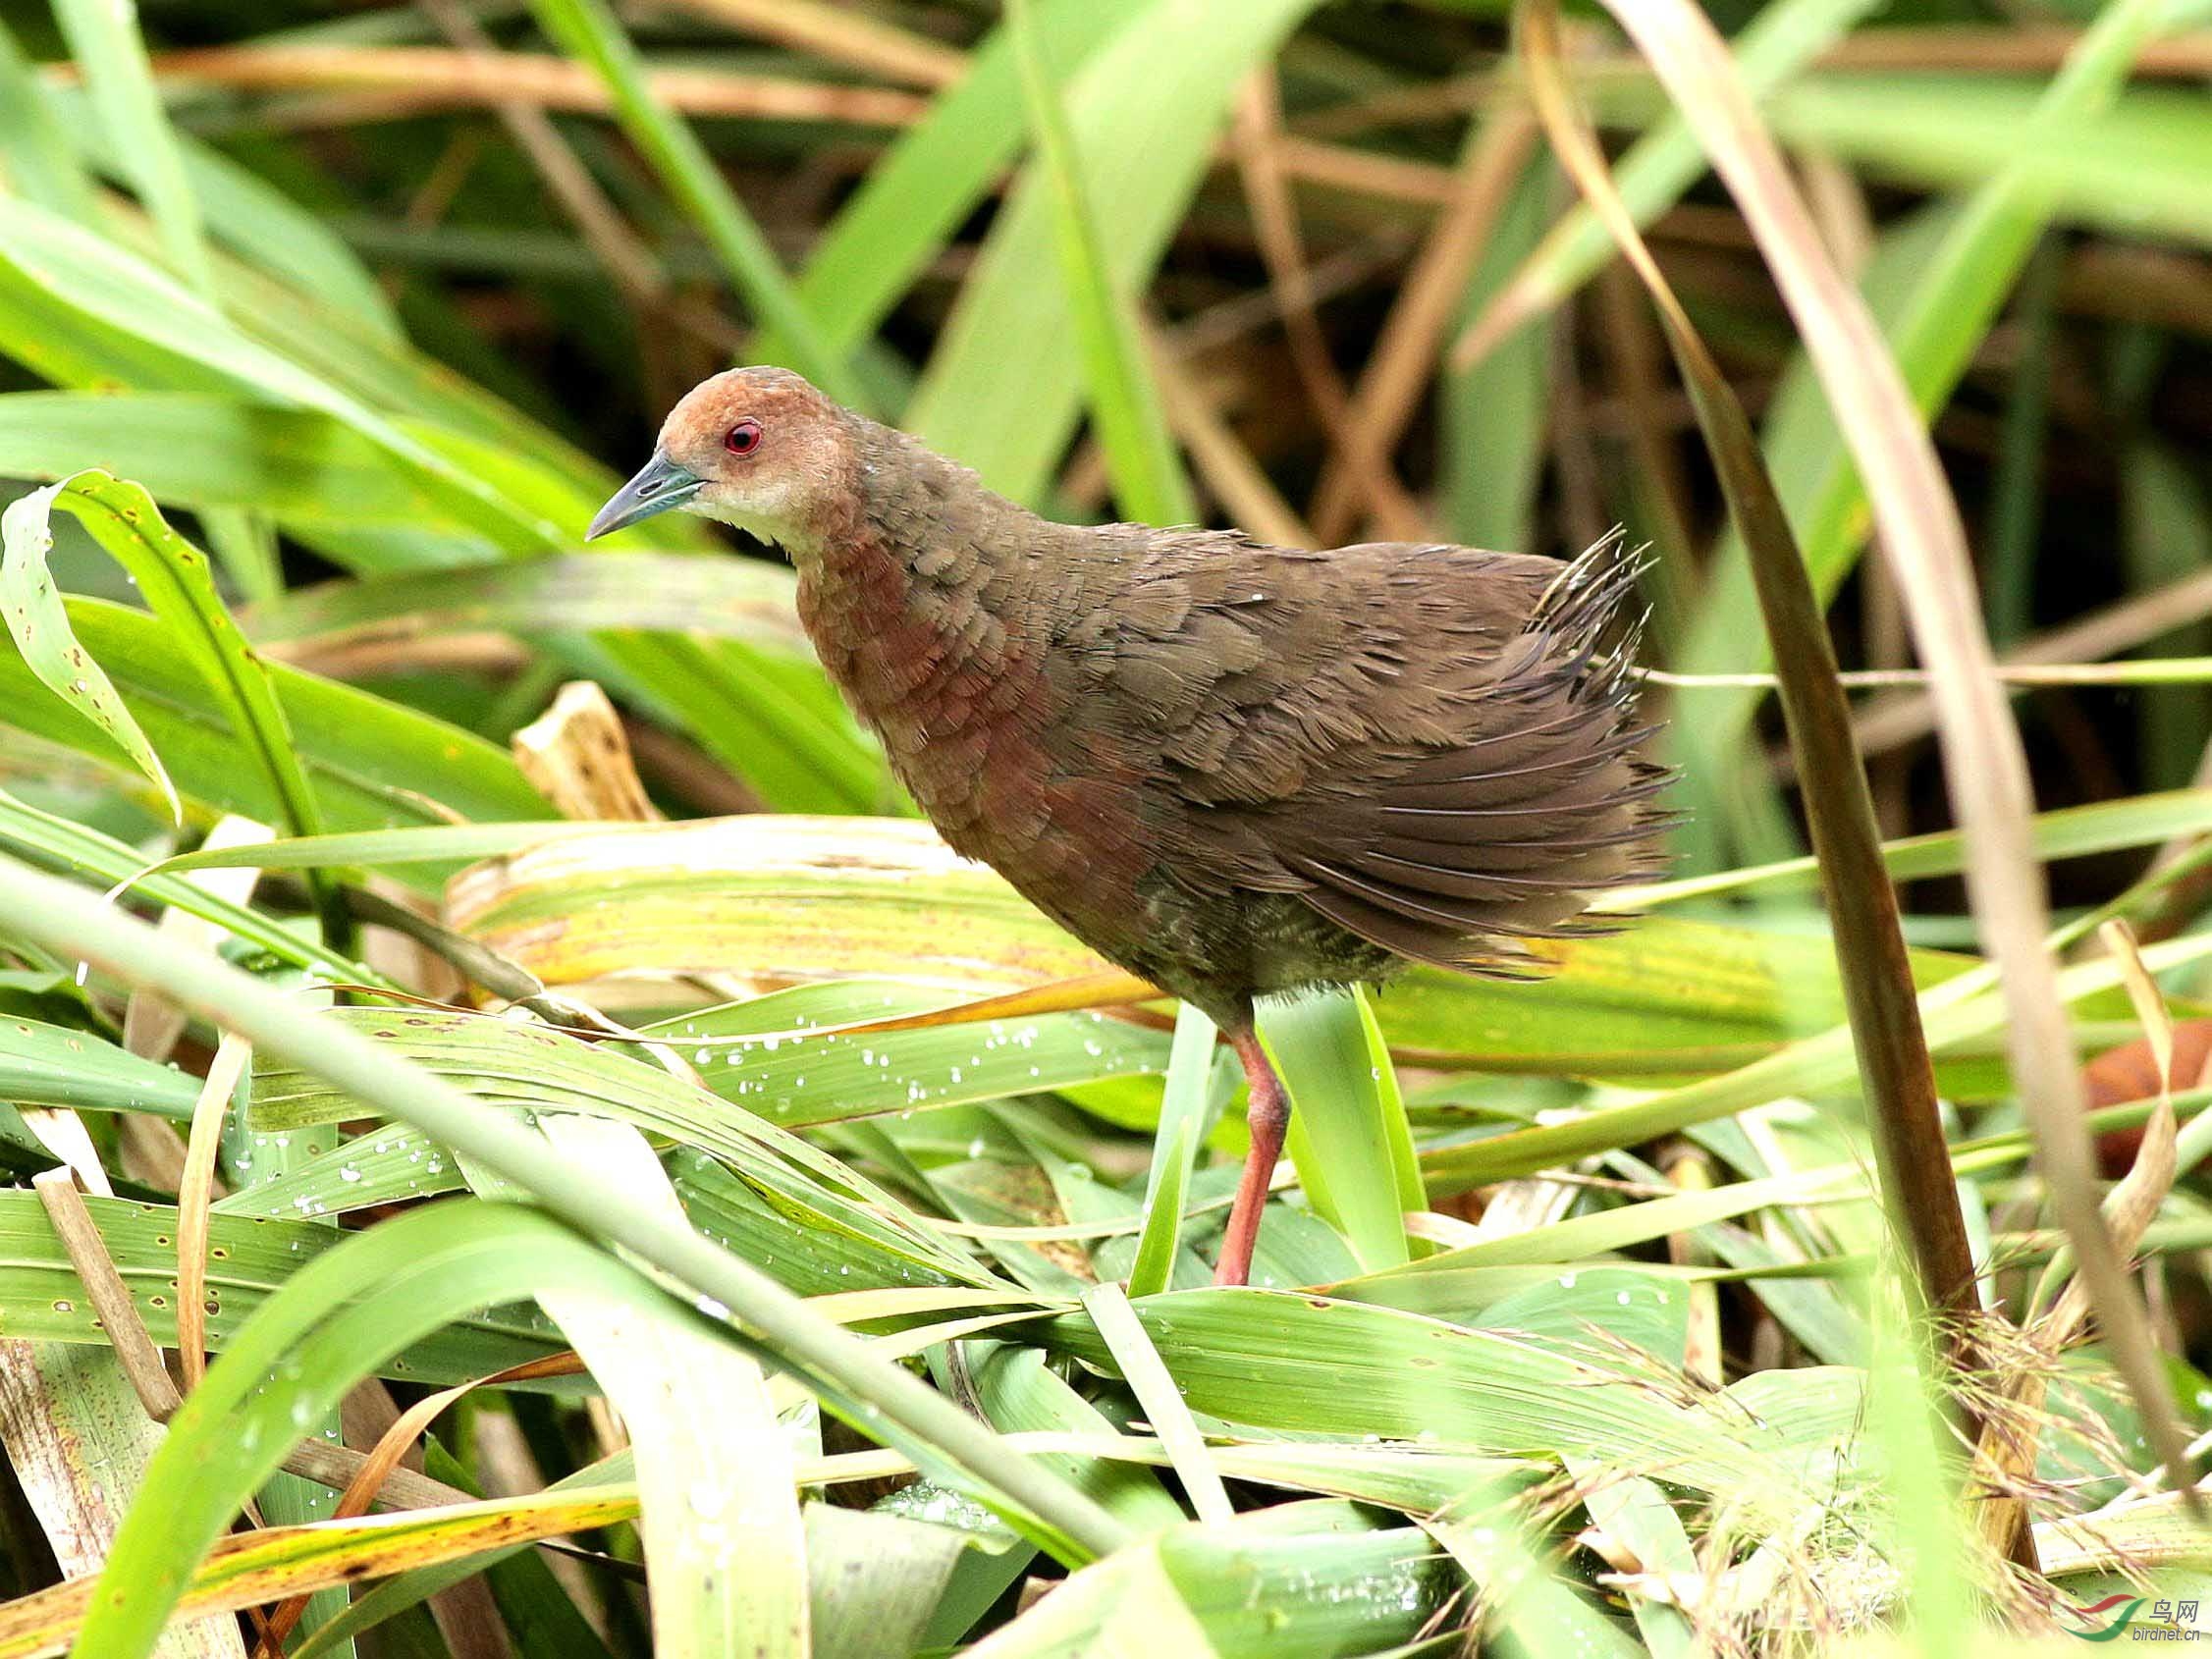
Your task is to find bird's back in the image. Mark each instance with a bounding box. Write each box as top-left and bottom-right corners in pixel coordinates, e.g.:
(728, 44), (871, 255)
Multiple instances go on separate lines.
(795, 429), (1667, 1021)
(1017, 530), (1666, 1013)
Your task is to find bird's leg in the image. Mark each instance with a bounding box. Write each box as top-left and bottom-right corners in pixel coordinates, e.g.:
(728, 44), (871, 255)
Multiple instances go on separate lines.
(1215, 1027), (1288, 1287)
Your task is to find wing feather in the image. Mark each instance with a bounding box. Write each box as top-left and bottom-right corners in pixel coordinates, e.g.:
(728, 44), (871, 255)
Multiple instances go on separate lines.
(1188, 533), (1668, 972)
(1078, 527), (1673, 980)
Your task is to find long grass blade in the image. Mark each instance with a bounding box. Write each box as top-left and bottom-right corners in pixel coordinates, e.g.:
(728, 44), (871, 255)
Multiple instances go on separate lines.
(1621, 787), (2212, 910)
(524, 0), (863, 406)
(783, 0), (1141, 366)
(53, 0), (214, 295)
(0, 487), (180, 821)
(1670, 0), (2191, 800)
(0, 1486), (632, 1655)
(1525, 2), (1976, 1371)
(1453, 0), (1882, 371)
(1080, 1282), (1230, 1524)
(513, 1115), (809, 1655)
(36, 475), (321, 839)
(1127, 1004), (1218, 1299)
(1533, 0), (2196, 1501)
(1264, 990), (1420, 1276)
(0, 20), (97, 223)
(905, 0), (1320, 503)
(1006, 0), (1195, 526)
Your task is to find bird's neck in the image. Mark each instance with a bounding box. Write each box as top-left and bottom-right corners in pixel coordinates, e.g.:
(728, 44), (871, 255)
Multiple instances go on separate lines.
(793, 427), (1050, 757)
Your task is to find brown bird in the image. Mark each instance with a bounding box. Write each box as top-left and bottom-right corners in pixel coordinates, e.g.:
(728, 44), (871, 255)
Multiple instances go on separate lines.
(591, 367), (1670, 1286)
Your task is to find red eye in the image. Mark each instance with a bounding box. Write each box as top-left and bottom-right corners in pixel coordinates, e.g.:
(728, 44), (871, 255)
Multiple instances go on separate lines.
(725, 419), (763, 456)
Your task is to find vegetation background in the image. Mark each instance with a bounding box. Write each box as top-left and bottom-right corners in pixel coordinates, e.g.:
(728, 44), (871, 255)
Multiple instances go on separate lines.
(0, 0), (2205, 1652)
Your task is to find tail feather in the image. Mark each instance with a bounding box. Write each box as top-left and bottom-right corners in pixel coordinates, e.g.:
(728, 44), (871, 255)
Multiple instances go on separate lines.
(1289, 529), (1675, 975)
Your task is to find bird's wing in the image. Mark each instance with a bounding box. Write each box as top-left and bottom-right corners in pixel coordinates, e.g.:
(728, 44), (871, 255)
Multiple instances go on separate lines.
(1063, 531), (1670, 974)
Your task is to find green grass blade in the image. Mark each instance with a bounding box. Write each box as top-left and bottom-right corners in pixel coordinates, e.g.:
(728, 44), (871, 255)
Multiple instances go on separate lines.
(479, 1118), (810, 1655)
(30, 1488), (639, 1657)
(446, 816), (1128, 992)
(1057, 1290), (1814, 1506)
(0, 393), (468, 531)
(1673, 0), (2187, 775)
(968, 1506), (1453, 1655)
(784, 0), (1142, 365)
(1081, 1283), (1230, 1524)
(905, 0), (1321, 502)
(1761, 69), (2212, 246)
(140, 823), (608, 880)
(1981, 237), (2060, 647)
(605, 631), (887, 814)
(1458, 0), (1881, 363)
(0, 18), (98, 222)
(47, 0), (296, 606)
(2121, 445), (2212, 789)
(1265, 989), (1419, 1275)
(243, 554), (810, 657)
(0, 225), (886, 804)
(0, 196), (559, 556)
(0, 1013), (199, 1119)
(0, 398), (884, 813)
(1621, 786), (2212, 909)
(222, 1038), (350, 1650)
(49, 86), (402, 341)
(72, 1201), (677, 1656)
(291, 1448), (631, 1659)
(44, 473), (322, 840)
(1128, 1004), (1219, 1298)
(0, 483), (180, 820)
(1006, 0), (1195, 526)
(1422, 929), (2212, 1193)
(804, 1506), (994, 1659)
(0, 788), (385, 987)
(53, 0), (214, 296)
(252, 1001), (1164, 1181)
(1441, 151), (1551, 552)
(0, 1190), (563, 1375)
(0, 1289), (245, 1655)
(963, 1344), (1186, 1534)
(27, 469), (350, 933)
(649, 988), (1161, 1151)
(524, 0), (862, 407)
(0, 600), (550, 862)
(1863, 1278), (1976, 1648)
(249, 1003), (1005, 1289)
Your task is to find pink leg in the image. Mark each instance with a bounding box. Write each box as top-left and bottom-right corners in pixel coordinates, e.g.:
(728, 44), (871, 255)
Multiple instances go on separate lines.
(1214, 1028), (1288, 1287)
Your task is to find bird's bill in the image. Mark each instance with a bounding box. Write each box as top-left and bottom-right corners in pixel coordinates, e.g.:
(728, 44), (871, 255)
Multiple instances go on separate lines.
(587, 450), (703, 540)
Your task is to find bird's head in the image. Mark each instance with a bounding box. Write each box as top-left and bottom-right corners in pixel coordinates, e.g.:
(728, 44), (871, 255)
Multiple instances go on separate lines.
(587, 366), (854, 552)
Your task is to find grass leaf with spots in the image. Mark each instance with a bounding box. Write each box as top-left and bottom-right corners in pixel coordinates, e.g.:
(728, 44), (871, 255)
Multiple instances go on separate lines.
(0, 479), (180, 821)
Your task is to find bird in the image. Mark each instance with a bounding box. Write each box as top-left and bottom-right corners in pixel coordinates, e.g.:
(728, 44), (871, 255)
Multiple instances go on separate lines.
(590, 366), (1672, 1287)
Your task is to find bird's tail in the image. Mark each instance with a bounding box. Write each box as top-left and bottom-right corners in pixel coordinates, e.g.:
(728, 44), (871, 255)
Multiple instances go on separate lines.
(1528, 526), (1652, 698)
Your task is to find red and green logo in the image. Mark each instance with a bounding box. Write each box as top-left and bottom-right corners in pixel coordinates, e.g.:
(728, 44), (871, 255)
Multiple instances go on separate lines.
(2067, 1595), (2146, 1642)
